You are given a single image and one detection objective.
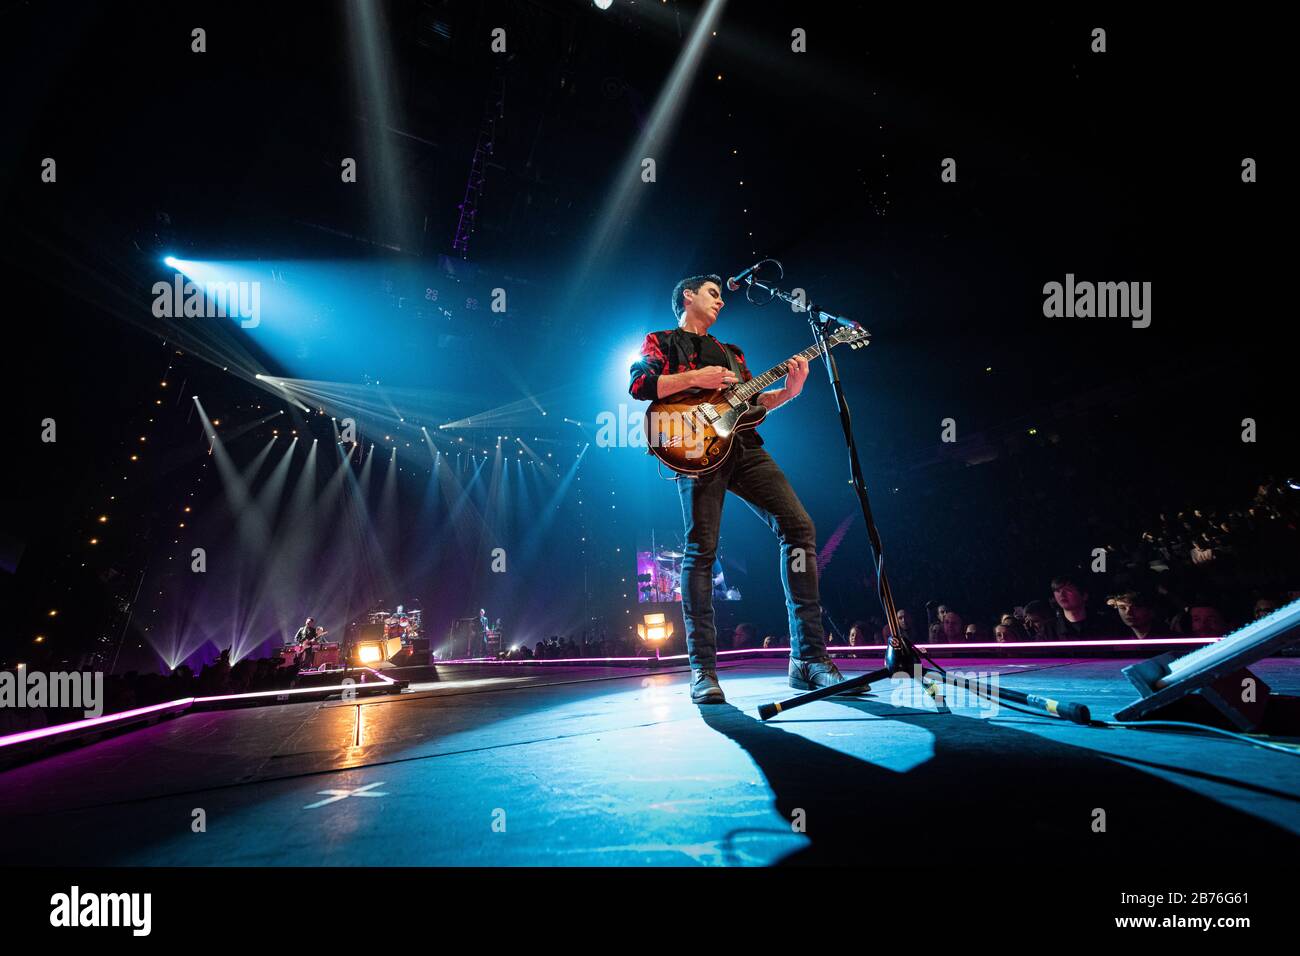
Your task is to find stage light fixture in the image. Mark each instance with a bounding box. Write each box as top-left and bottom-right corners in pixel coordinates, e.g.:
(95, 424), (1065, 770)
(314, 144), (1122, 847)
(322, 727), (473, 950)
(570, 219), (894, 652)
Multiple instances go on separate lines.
(637, 612), (674, 652)
(352, 635), (403, 667)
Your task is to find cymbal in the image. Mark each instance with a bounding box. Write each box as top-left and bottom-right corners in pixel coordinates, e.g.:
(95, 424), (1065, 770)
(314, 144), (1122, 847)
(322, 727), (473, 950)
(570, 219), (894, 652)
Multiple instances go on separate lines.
(656, 549), (684, 559)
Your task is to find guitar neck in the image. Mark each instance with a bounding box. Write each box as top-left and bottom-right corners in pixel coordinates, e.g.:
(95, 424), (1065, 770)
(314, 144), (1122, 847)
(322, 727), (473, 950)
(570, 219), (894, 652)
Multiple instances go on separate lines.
(731, 340), (829, 401)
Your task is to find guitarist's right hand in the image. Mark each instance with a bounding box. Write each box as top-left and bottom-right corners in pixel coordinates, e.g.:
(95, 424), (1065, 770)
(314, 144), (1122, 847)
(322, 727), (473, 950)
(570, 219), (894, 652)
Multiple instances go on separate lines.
(690, 367), (739, 390)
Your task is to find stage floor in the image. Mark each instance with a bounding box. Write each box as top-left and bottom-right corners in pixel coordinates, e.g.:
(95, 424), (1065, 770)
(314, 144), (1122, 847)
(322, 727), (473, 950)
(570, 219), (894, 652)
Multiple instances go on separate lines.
(2, 657), (1299, 866)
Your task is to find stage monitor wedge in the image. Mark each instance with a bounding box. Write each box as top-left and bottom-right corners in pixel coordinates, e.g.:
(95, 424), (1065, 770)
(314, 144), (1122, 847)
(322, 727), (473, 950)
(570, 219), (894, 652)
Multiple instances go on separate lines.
(1115, 599), (1300, 730)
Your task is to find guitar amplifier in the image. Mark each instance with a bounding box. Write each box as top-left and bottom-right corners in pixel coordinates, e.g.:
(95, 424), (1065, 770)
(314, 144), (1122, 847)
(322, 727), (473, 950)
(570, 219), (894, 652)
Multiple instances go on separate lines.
(350, 622), (387, 643)
(404, 637), (431, 666)
(347, 622), (401, 666)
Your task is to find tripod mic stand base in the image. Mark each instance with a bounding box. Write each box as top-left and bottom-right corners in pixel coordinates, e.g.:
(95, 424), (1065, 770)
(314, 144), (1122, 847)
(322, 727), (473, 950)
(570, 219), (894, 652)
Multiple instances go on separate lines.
(757, 665), (893, 720)
(883, 636), (919, 676)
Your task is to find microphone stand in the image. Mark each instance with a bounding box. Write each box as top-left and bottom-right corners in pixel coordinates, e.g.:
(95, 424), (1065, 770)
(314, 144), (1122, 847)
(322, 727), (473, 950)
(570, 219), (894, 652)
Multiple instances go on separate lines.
(737, 264), (1092, 725)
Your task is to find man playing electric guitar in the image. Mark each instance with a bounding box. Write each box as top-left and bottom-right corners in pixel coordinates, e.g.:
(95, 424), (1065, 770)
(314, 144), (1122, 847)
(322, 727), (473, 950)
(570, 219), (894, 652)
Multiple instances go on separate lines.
(293, 616), (330, 668)
(628, 273), (862, 704)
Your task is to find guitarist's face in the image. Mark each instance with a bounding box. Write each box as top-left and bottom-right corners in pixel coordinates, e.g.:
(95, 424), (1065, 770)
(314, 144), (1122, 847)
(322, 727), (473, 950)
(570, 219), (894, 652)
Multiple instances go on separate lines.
(683, 282), (724, 329)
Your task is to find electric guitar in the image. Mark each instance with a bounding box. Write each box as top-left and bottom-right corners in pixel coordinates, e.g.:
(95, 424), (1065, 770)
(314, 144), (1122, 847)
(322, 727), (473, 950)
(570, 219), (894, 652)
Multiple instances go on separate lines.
(645, 324), (870, 475)
(296, 626), (329, 648)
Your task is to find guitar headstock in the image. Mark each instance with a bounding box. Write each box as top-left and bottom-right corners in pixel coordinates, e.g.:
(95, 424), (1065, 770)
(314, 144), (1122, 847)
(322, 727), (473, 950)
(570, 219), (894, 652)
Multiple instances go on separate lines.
(829, 323), (871, 350)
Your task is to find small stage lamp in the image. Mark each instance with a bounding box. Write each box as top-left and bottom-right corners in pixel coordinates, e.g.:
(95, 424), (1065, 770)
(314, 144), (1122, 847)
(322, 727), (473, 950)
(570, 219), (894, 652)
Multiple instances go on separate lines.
(637, 612), (674, 659)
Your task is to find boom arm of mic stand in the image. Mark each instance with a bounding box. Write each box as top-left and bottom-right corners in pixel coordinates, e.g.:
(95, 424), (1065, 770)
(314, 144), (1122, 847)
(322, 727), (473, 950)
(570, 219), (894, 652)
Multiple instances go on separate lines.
(742, 277), (870, 336)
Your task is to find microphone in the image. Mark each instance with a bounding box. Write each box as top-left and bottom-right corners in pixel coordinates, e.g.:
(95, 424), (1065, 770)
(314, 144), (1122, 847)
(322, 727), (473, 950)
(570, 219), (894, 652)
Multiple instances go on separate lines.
(726, 260), (763, 291)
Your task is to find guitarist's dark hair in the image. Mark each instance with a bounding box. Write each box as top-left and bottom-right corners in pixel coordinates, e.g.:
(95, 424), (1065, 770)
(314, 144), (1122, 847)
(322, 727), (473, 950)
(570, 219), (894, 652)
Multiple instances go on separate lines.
(671, 273), (723, 322)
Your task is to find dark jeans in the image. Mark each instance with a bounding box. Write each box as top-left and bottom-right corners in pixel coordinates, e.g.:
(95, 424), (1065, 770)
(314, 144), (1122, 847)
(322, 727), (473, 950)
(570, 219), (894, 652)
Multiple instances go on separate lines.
(676, 441), (827, 670)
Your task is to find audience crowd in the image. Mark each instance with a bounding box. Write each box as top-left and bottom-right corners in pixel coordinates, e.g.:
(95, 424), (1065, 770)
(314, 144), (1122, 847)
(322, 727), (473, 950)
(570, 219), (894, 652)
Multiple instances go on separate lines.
(829, 476), (1299, 646)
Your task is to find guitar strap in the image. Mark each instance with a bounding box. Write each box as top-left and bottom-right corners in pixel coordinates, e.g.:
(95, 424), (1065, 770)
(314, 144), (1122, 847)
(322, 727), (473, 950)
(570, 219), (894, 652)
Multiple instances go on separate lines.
(716, 339), (743, 381)
(717, 338), (738, 379)
(714, 337), (763, 450)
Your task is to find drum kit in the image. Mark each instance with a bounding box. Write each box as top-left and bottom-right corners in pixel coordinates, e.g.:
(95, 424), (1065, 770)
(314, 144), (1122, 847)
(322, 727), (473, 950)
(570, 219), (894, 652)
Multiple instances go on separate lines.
(638, 547), (685, 603)
(638, 536), (741, 603)
(368, 606), (421, 647)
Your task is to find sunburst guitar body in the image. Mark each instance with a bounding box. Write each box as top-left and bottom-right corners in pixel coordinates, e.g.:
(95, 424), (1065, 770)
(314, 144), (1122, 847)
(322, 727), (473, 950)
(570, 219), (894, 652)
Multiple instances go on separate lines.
(643, 324), (871, 477)
(645, 390), (767, 476)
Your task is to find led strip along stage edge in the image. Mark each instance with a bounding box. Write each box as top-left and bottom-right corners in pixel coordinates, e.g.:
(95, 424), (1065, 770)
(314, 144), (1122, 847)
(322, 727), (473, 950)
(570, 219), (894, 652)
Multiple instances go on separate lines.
(0, 669), (405, 768)
(433, 636), (1220, 665)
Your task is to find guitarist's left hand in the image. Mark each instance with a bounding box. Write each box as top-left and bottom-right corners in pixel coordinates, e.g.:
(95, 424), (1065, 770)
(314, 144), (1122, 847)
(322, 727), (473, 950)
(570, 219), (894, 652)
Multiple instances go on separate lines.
(783, 355), (810, 397)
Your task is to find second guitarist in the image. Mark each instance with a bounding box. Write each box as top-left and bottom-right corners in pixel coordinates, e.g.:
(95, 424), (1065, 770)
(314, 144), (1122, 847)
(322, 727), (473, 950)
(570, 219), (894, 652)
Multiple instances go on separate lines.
(628, 273), (863, 704)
